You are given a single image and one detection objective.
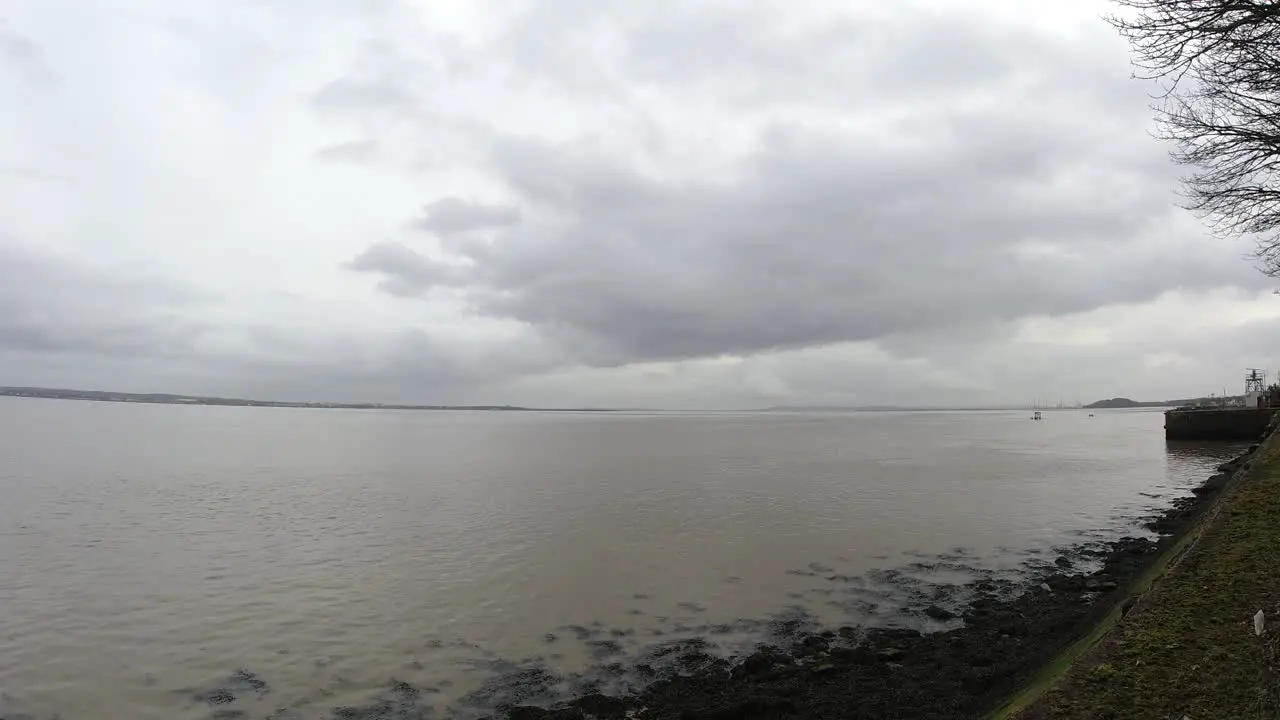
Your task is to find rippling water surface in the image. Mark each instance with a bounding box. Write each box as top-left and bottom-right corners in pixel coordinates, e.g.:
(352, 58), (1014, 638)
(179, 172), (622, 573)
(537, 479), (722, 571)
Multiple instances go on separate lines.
(0, 397), (1241, 719)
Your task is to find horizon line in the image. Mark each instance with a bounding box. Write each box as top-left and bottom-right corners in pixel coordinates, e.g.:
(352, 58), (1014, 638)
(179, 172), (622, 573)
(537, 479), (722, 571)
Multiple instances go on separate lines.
(0, 384), (1205, 414)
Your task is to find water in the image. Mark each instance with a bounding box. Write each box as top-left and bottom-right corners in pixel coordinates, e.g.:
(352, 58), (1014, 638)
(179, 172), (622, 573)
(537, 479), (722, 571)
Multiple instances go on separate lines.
(0, 397), (1240, 719)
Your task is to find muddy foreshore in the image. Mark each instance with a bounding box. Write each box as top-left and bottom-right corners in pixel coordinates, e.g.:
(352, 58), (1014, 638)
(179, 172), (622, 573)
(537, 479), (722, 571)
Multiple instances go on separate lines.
(476, 445), (1260, 720)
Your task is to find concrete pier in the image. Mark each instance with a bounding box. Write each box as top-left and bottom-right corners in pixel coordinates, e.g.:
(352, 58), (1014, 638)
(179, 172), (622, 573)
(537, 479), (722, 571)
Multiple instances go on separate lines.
(1163, 407), (1275, 441)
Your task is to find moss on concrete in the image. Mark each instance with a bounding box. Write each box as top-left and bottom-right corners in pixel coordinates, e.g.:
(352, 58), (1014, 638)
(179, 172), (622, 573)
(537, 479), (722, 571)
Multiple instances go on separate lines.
(1011, 436), (1280, 720)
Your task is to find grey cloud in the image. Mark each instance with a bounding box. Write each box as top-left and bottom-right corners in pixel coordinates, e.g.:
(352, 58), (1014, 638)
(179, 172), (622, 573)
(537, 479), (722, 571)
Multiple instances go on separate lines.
(417, 197), (521, 235)
(620, 7), (1017, 103)
(359, 120), (1256, 366)
(311, 76), (411, 111)
(0, 319), (200, 358)
(7, 0), (1270, 408)
(0, 166), (64, 183)
(0, 28), (41, 65)
(0, 245), (206, 358)
(495, 2), (1116, 111)
(154, 322), (566, 406)
(307, 35), (436, 115)
(315, 139), (380, 163)
(0, 245), (543, 403)
(227, 328), (487, 397)
(353, 118), (1261, 368)
(346, 241), (461, 296)
(0, 327), (527, 407)
(340, 3), (1267, 372)
(0, 26), (58, 87)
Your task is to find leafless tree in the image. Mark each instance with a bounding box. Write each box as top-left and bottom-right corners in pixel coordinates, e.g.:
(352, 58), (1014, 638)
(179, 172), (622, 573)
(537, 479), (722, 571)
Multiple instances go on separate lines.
(1109, 1), (1280, 274)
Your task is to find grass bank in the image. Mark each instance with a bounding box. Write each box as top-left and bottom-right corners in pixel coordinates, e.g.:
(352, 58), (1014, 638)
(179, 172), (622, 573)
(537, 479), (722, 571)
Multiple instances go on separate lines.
(1006, 430), (1280, 719)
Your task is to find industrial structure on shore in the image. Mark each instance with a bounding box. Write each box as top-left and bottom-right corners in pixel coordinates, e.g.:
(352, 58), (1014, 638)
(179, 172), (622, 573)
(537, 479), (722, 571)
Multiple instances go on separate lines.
(1165, 369), (1280, 441)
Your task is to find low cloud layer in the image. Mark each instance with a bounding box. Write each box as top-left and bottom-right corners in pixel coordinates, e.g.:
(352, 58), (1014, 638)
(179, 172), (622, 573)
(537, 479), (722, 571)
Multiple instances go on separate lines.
(0, 0), (1273, 407)
(353, 129), (1255, 365)
(416, 197), (521, 236)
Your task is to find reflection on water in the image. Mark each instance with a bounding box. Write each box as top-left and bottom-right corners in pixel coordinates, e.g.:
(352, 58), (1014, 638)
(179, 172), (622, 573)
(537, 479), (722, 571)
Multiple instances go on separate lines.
(1165, 439), (1251, 462)
(0, 399), (1242, 719)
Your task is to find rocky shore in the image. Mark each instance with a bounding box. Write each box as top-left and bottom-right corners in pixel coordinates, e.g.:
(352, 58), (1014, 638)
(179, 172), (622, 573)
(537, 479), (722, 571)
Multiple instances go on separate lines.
(1014, 432), (1280, 719)
(480, 446), (1261, 720)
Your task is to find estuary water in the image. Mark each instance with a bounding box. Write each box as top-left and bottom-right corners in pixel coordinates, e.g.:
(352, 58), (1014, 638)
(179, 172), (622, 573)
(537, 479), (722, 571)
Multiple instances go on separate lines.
(0, 397), (1238, 719)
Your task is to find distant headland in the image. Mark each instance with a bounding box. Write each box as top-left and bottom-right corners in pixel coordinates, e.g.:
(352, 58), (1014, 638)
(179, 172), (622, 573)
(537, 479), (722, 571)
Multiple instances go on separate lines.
(1084, 396), (1242, 409)
(1083, 397), (1170, 409)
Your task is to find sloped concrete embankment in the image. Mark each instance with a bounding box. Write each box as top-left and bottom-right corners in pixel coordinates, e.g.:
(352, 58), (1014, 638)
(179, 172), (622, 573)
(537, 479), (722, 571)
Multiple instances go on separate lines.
(1005, 415), (1280, 720)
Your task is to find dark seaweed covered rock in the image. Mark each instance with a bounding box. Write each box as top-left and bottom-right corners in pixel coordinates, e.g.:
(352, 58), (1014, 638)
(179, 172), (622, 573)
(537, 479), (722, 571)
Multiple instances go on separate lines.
(923, 605), (957, 621)
(483, 458), (1245, 720)
(734, 647), (794, 677)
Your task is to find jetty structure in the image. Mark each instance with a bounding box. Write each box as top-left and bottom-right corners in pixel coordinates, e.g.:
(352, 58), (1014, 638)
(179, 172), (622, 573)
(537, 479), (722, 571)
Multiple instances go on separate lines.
(1164, 368), (1280, 441)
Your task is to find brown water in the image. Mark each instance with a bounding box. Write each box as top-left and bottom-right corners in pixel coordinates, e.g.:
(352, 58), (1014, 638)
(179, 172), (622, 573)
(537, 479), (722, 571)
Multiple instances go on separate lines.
(0, 397), (1240, 719)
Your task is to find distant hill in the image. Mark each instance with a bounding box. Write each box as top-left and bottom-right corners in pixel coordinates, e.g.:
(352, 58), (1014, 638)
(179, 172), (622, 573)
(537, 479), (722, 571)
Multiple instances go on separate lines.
(767, 397), (1236, 412)
(1084, 396), (1242, 409)
(1084, 398), (1150, 409)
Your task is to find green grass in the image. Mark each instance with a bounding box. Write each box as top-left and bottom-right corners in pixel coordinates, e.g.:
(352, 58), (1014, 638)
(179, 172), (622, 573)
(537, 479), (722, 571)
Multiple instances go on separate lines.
(986, 490), (1210, 719)
(1006, 438), (1280, 720)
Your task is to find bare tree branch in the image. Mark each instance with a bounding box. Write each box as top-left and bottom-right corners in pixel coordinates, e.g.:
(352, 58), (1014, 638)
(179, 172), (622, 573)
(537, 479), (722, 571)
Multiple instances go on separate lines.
(1109, 1), (1280, 275)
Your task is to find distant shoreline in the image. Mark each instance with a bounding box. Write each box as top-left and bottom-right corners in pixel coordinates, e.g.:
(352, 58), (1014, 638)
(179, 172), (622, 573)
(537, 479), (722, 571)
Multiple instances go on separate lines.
(762, 405), (1075, 412)
(0, 385), (1201, 415)
(0, 386), (612, 413)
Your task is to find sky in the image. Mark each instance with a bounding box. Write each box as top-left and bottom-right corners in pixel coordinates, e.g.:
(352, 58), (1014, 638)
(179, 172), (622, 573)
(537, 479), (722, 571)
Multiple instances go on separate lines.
(1, 0), (1277, 409)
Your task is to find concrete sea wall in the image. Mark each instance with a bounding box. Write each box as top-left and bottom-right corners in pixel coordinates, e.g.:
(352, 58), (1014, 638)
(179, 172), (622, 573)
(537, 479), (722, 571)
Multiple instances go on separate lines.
(1163, 407), (1274, 441)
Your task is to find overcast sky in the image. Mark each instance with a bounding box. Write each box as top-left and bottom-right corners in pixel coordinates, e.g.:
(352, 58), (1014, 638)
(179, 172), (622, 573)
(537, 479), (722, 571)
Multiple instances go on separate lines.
(1, 0), (1275, 409)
